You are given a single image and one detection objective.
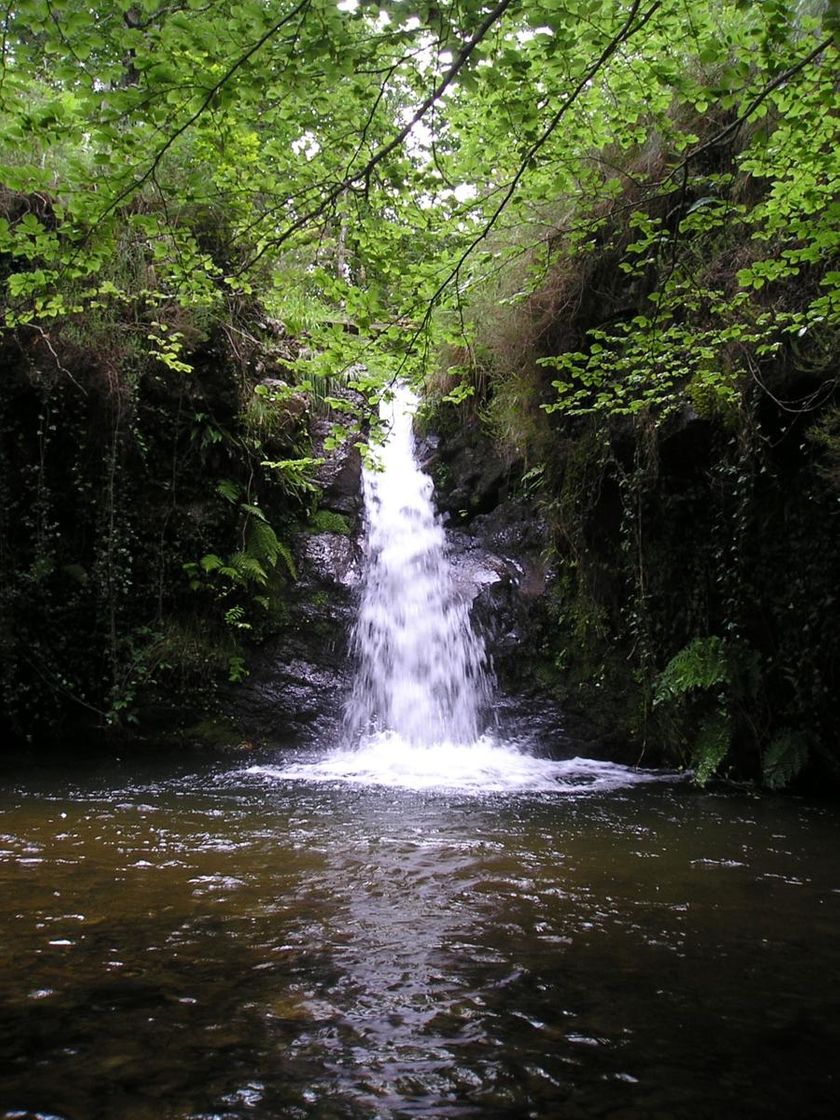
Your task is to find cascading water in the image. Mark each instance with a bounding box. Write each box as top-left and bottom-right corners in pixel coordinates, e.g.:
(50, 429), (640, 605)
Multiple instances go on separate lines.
(344, 384), (490, 746)
(265, 383), (671, 792)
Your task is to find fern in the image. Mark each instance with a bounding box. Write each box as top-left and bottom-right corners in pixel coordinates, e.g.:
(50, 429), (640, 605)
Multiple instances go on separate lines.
(227, 655), (249, 682)
(247, 518), (281, 565)
(762, 729), (809, 790)
(246, 518), (297, 579)
(654, 636), (729, 705)
(200, 553), (224, 573)
(190, 503), (296, 652)
(260, 455), (322, 495)
(217, 478), (241, 504)
(274, 539), (297, 580)
(230, 551), (268, 586)
(224, 606), (250, 630)
(692, 710), (731, 786)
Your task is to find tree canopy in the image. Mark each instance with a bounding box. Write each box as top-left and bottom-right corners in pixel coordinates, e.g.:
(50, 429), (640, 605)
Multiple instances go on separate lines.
(1, 0), (836, 423)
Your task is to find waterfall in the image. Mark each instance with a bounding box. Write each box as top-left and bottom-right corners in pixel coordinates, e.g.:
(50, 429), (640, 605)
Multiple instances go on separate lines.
(345, 384), (490, 746)
(264, 384), (666, 790)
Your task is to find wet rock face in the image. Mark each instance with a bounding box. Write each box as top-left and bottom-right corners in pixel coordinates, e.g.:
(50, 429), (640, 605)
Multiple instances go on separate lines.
(311, 417), (363, 517)
(423, 419), (558, 695)
(448, 524), (605, 760)
(422, 419), (589, 749)
(299, 531), (360, 589)
(446, 501), (550, 679)
(225, 421), (364, 746)
(227, 641), (352, 747)
(428, 426), (510, 522)
(444, 495), (607, 754)
(226, 527), (362, 745)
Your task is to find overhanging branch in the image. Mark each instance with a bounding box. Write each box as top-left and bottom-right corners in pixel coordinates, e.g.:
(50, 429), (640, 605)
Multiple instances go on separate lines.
(416, 0), (664, 329)
(239, 0), (520, 271)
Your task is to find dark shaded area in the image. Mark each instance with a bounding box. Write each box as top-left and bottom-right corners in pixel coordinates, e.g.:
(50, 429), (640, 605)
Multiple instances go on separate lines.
(0, 204), (362, 757)
(425, 167), (840, 788)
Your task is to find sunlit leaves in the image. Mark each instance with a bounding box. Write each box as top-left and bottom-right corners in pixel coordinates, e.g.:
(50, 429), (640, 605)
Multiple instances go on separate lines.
(0, 0), (837, 422)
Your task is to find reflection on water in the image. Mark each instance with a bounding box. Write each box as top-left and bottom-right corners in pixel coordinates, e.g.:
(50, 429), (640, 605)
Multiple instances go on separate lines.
(1, 752), (839, 1119)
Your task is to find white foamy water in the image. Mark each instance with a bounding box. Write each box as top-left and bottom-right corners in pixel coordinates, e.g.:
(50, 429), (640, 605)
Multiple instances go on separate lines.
(249, 740), (672, 794)
(344, 384), (490, 746)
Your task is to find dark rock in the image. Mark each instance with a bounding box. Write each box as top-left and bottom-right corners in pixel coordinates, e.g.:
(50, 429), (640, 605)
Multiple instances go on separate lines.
(298, 530), (361, 591)
(311, 417), (363, 516)
(226, 645), (352, 746)
(431, 422), (511, 522)
(415, 429), (440, 472)
(425, 428), (612, 755)
(224, 524), (362, 746)
(439, 491), (581, 747)
(446, 498), (551, 660)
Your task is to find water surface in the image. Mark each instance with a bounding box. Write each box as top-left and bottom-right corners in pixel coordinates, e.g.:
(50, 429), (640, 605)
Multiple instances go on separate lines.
(1, 753), (838, 1119)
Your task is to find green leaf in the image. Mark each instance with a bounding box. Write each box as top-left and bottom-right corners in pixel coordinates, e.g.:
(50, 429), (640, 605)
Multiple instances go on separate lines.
(230, 552), (268, 586)
(692, 711), (731, 786)
(217, 480), (240, 504)
(654, 638), (729, 705)
(762, 730), (810, 790)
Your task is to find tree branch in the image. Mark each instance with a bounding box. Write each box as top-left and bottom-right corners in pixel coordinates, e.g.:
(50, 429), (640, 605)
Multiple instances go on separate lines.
(93, 0), (313, 224)
(415, 0), (664, 330)
(671, 34), (835, 177)
(239, 0), (520, 271)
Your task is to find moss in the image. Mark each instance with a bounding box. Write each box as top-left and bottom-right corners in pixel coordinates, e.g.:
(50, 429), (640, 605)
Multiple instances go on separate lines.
(307, 509), (351, 535)
(180, 716), (249, 752)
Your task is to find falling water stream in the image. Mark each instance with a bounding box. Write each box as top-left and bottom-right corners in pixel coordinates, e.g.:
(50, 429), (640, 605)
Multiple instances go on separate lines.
(2, 388), (840, 1118)
(268, 384), (656, 794)
(346, 382), (490, 747)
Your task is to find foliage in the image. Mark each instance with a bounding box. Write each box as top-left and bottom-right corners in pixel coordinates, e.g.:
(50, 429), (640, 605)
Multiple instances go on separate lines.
(653, 638), (729, 705)
(651, 639), (732, 783)
(0, 1), (831, 408)
(185, 494), (298, 655)
(0, 262), (310, 739)
(260, 456), (323, 498)
(762, 729), (811, 791)
(808, 406), (840, 488)
(241, 382), (309, 445)
(693, 711), (732, 787)
(1, 0), (838, 776)
(411, 2), (838, 789)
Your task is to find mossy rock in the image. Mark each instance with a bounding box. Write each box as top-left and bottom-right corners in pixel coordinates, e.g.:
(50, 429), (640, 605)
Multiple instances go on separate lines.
(180, 717), (247, 752)
(307, 509), (352, 535)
